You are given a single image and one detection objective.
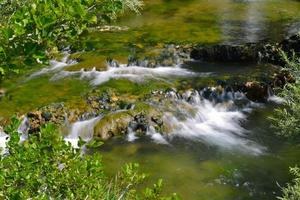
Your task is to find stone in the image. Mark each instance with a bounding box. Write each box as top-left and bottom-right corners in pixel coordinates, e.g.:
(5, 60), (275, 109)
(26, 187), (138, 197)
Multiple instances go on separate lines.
(244, 81), (268, 102)
(0, 89), (5, 98)
(94, 111), (133, 140)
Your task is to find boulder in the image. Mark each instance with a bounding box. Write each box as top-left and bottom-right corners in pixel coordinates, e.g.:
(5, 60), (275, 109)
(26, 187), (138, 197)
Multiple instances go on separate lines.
(94, 111), (133, 140)
(243, 81), (268, 102)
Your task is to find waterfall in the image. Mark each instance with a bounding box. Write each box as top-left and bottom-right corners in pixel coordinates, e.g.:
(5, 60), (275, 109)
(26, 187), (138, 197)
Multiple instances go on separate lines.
(64, 117), (101, 148)
(267, 86), (285, 104)
(17, 116), (30, 144)
(51, 63), (199, 86)
(0, 127), (9, 155)
(161, 89), (265, 155)
(29, 52), (77, 78)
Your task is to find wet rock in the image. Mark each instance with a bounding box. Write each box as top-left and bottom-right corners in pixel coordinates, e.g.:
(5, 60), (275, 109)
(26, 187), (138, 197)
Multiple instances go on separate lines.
(41, 111), (52, 121)
(129, 114), (148, 134)
(190, 44), (260, 62)
(27, 111), (43, 133)
(189, 34), (300, 65)
(126, 44), (190, 68)
(243, 81), (268, 102)
(280, 34), (300, 54)
(151, 116), (163, 127)
(272, 70), (296, 88)
(94, 111), (133, 140)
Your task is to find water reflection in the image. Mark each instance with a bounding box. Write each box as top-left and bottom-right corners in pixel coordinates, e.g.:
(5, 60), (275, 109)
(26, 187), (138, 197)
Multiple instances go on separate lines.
(220, 0), (300, 44)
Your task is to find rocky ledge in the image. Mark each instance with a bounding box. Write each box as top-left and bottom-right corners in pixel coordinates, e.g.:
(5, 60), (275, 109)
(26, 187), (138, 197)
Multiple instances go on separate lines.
(189, 34), (300, 65)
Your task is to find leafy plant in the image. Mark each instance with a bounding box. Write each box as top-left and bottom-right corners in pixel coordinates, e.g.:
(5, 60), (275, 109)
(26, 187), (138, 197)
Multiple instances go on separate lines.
(278, 167), (300, 200)
(269, 52), (300, 138)
(0, 122), (179, 199)
(0, 0), (143, 79)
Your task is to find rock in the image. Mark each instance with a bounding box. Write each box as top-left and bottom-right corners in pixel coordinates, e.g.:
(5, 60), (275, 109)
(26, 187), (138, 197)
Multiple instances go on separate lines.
(190, 44), (260, 62)
(243, 81), (268, 102)
(94, 111), (133, 140)
(0, 89), (5, 99)
(151, 116), (163, 127)
(189, 34), (300, 65)
(129, 114), (148, 134)
(273, 70), (296, 88)
(41, 111), (52, 121)
(27, 111), (43, 133)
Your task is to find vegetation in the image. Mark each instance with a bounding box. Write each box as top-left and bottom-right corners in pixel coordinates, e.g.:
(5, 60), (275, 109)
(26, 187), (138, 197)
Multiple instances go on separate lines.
(269, 51), (300, 199)
(278, 167), (300, 200)
(269, 52), (300, 138)
(0, 0), (143, 79)
(0, 119), (179, 199)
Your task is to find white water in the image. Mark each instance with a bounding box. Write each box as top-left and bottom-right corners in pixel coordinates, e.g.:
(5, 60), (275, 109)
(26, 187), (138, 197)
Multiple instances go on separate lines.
(51, 64), (198, 86)
(162, 90), (264, 155)
(64, 117), (100, 148)
(267, 87), (285, 104)
(0, 127), (9, 155)
(127, 126), (169, 145)
(29, 52), (76, 78)
(127, 128), (138, 142)
(17, 116), (29, 144)
(146, 126), (169, 145)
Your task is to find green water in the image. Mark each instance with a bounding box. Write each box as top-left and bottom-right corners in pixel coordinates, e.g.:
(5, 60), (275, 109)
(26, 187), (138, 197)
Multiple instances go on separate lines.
(100, 107), (300, 200)
(0, 1), (300, 199)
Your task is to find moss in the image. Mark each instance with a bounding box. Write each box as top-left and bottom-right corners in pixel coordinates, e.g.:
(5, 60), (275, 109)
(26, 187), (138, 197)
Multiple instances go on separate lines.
(0, 76), (91, 118)
(93, 79), (171, 98)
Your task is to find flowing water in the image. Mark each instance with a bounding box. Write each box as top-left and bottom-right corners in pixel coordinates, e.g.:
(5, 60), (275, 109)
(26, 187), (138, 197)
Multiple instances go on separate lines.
(1, 0), (300, 199)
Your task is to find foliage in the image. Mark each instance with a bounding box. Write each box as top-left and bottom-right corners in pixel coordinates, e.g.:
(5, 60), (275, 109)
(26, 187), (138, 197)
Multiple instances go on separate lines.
(269, 52), (300, 138)
(278, 167), (300, 200)
(0, 122), (179, 199)
(0, 0), (143, 78)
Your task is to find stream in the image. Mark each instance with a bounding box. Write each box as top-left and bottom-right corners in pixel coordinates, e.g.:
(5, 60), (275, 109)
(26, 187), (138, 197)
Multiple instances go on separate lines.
(1, 0), (300, 199)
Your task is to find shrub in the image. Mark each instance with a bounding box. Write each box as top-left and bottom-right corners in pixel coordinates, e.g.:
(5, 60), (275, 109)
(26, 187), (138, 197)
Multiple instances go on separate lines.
(0, 123), (179, 199)
(0, 0), (143, 78)
(269, 52), (300, 138)
(278, 167), (300, 200)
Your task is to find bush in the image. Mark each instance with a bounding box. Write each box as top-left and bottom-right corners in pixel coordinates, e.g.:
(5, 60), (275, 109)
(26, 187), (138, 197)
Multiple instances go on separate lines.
(0, 122), (179, 199)
(278, 167), (300, 200)
(0, 0), (143, 78)
(269, 53), (300, 138)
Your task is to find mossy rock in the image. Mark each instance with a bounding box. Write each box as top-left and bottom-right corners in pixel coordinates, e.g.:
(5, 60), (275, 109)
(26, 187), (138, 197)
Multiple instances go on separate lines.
(94, 111), (133, 140)
(94, 102), (161, 140)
